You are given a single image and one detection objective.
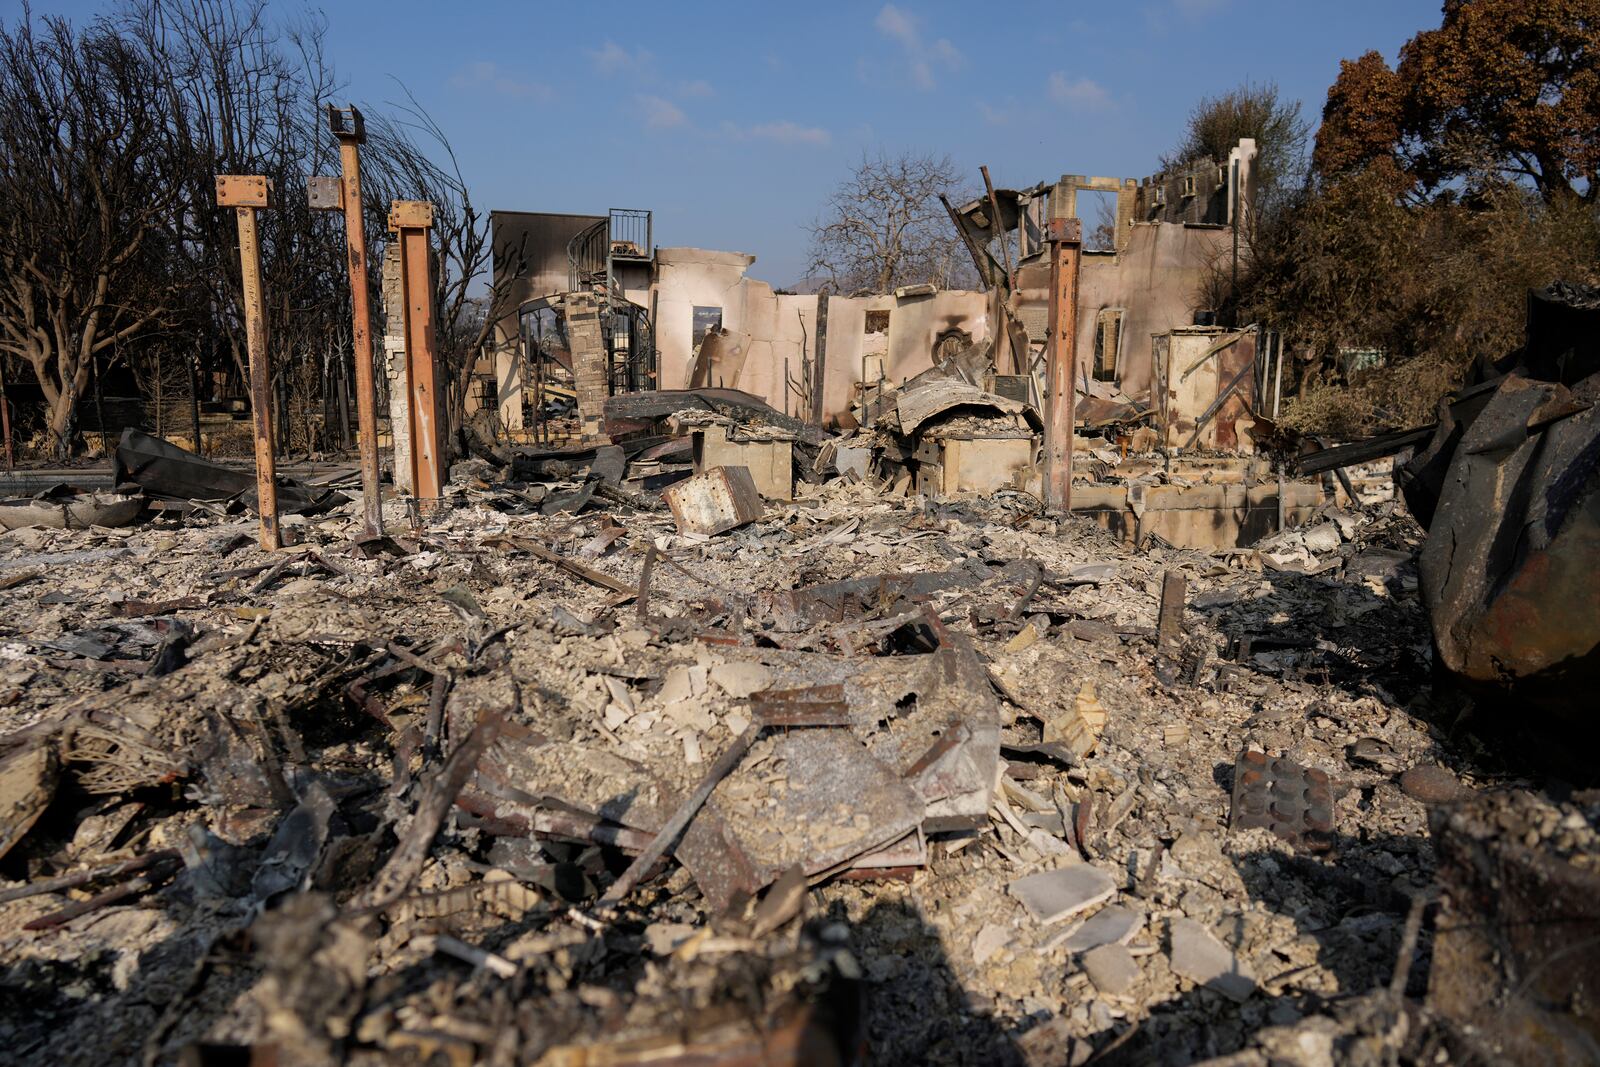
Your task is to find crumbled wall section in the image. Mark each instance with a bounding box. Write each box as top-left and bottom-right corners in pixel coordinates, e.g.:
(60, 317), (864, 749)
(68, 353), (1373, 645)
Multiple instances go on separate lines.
(381, 243), (412, 493)
(565, 293), (609, 438)
(650, 247), (990, 427)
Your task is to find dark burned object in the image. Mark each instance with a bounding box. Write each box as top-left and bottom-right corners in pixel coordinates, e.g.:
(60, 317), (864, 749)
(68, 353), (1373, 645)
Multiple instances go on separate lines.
(604, 388), (832, 447)
(113, 428), (347, 516)
(1229, 750), (1334, 850)
(1399, 282), (1600, 742)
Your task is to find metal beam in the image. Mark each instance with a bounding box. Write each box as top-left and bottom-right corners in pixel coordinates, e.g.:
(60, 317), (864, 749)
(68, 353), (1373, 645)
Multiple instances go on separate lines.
(389, 200), (446, 510)
(1043, 217), (1081, 514)
(215, 174), (280, 550)
(326, 104), (385, 537)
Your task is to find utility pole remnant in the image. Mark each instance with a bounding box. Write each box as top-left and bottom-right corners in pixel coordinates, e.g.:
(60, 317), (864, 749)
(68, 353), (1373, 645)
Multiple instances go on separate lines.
(1044, 217), (1082, 515)
(215, 174), (281, 550)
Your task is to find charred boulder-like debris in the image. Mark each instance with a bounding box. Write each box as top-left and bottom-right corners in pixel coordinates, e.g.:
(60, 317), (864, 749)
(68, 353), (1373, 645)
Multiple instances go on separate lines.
(1399, 283), (1600, 743)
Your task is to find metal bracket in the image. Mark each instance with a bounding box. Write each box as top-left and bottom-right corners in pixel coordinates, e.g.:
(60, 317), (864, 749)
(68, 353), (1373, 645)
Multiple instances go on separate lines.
(327, 103), (366, 144)
(215, 175), (272, 209)
(388, 200), (434, 231)
(1046, 217), (1082, 244)
(306, 175), (344, 211)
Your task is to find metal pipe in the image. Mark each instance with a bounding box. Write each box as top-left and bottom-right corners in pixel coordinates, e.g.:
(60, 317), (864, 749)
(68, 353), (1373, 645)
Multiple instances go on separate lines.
(1044, 217), (1082, 514)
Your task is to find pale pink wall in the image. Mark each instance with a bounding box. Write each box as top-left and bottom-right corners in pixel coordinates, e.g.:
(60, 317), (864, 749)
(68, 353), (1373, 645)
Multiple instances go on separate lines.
(1015, 222), (1229, 400)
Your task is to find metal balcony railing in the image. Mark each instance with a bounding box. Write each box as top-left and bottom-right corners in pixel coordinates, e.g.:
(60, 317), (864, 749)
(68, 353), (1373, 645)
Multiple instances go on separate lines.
(607, 208), (651, 260)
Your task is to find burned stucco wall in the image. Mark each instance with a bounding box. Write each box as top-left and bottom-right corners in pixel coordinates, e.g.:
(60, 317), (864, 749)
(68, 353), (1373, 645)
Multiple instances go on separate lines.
(819, 292), (990, 425)
(1135, 138), (1258, 227)
(996, 139), (1257, 404)
(1153, 327), (1259, 450)
(1015, 222), (1230, 400)
(1077, 223), (1231, 399)
(652, 248), (807, 410)
(651, 247), (990, 425)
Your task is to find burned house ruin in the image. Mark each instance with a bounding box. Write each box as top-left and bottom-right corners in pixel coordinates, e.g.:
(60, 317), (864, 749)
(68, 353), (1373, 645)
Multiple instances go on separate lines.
(1, 42), (1596, 1067)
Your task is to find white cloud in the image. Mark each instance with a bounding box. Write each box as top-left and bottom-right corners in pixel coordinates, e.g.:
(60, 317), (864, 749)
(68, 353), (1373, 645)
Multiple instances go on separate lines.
(637, 94), (686, 129)
(677, 79), (715, 99)
(448, 61), (553, 102)
(874, 4), (963, 91)
(1048, 73), (1112, 110)
(748, 120), (830, 145)
(875, 4), (918, 45)
(590, 40), (653, 77)
(720, 119), (831, 146)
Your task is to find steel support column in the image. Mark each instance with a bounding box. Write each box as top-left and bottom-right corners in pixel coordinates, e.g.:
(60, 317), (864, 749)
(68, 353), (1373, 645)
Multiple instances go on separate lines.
(1044, 217), (1082, 515)
(326, 105), (385, 536)
(390, 200), (445, 507)
(216, 174), (280, 550)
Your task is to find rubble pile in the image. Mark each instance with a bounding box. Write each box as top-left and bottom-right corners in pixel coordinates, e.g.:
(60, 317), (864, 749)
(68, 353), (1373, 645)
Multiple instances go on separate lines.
(5, 441), (1591, 1067)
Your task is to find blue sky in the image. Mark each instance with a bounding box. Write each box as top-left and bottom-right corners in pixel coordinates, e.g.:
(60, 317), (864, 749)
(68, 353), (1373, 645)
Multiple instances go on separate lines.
(28, 0), (1441, 286)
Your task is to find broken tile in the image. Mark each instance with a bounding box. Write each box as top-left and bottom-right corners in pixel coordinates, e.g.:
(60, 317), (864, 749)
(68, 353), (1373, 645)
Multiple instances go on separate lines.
(1082, 942), (1140, 996)
(1048, 904), (1145, 955)
(1009, 864), (1116, 924)
(1169, 917), (1256, 1002)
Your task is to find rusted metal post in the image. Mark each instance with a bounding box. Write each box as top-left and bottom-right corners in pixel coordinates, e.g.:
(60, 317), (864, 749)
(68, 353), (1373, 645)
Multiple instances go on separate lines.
(309, 105), (384, 536)
(1044, 217), (1082, 515)
(215, 174), (281, 550)
(334, 108), (383, 534)
(390, 200), (446, 510)
(1157, 570), (1187, 653)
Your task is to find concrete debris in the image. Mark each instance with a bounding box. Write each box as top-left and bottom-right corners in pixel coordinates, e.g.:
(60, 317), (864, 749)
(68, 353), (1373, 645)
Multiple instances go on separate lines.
(1169, 917), (1256, 1002)
(0, 485), (144, 531)
(707, 660), (774, 698)
(1048, 903), (1144, 955)
(0, 319), (1593, 1065)
(972, 921), (1014, 965)
(1081, 942), (1141, 996)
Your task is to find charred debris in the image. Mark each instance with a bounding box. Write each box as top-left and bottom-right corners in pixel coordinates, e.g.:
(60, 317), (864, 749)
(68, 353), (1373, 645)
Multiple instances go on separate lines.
(2, 172), (1599, 1067)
